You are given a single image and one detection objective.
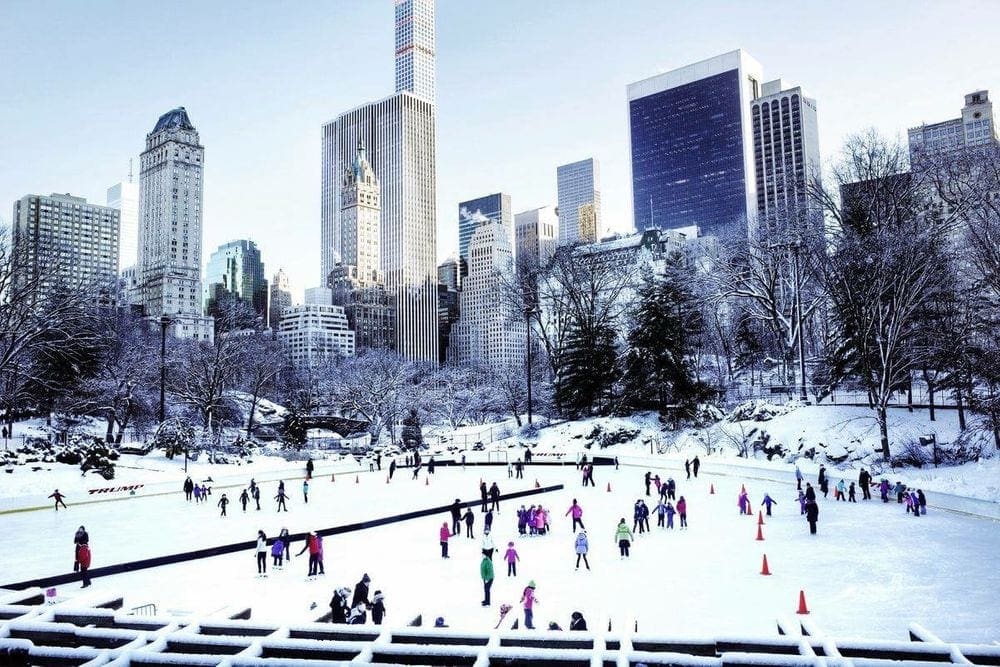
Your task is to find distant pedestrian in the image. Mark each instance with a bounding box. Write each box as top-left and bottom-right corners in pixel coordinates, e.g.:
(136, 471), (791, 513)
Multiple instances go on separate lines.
(677, 496), (688, 528)
(848, 482), (857, 503)
(691, 456), (700, 478)
(303, 480), (310, 503)
(515, 459), (524, 479)
(253, 485), (261, 510)
(761, 493), (777, 516)
(256, 530), (268, 575)
(480, 481), (489, 512)
(49, 489), (67, 511)
(684, 459), (691, 479)
(835, 479), (846, 502)
(489, 482), (501, 512)
(644, 471), (652, 496)
(666, 478), (676, 501)
(389, 460), (397, 479)
(859, 468), (872, 500)
(450, 498), (462, 536)
(439, 522), (451, 558)
(76, 543), (92, 588)
(73, 526), (89, 571)
(565, 499), (585, 532)
(795, 465), (803, 490)
(480, 554), (494, 606)
(306, 458), (314, 480)
(805, 499), (819, 534)
(217, 493), (229, 517)
(183, 476), (194, 501)
(239, 489), (250, 512)
(463, 508), (475, 538)
(485, 509), (494, 532)
(504, 542), (519, 576)
(371, 590), (386, 624)
(275, 489), (289, 512)
(918, 489), (927, 515)
(574, 531), (590, 570)
(615, 519), (633, 558)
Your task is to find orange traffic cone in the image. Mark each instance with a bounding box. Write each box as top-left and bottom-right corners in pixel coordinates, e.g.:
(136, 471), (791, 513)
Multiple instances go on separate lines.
(796, 590), (810, 614)
(709, 484), (715, 494)
(606, 482), (612, 493)
(755, 525), (765, 541)
(758, 511), (765, 525)
(760, 554), (771, 576)
(535, 479), (540, 489)
(355, 475), (359, 484)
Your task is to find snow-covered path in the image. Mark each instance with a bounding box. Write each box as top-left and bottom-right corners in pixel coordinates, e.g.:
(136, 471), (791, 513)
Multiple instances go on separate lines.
(2, 462), (997, 643)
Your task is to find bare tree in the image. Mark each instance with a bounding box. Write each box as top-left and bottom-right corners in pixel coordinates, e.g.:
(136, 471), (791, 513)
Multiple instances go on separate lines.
(324, 349), (417, 444)
(236, 332), (286, 438)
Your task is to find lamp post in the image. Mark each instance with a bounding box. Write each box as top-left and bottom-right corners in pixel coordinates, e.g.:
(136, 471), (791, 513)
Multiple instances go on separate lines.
(525, 305), (533, 425)
(159, 316), (171, 424)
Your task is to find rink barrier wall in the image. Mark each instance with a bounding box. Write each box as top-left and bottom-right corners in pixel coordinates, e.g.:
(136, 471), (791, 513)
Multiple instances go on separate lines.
(0, 592), (996, 667)
(0, 484), (564, 591)
(614, 454), (1000, 522)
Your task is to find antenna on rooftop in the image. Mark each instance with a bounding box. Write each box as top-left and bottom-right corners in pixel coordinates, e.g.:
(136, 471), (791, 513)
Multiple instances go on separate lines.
(128, 158), (134, 184)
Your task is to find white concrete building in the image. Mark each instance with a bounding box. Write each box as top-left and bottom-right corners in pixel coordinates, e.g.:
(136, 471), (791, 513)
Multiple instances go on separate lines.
(448, 221), (525, 370)
(750, 79), (821, 232)
(268, 268), (292, 330)
(909, 90), (998, 157)
(514, 205), (558, 267)
(320, 2), (438, 363)
(557, 158), (602, 246)
(106, 178), (138, 272)
(137, 107), (214, 341)
(277, 304), (356, 367)
(11, 193), (120, 303)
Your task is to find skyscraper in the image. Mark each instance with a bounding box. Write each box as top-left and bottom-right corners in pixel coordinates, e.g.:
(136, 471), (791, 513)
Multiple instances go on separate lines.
(277, 304), (356, 368)
(394, 0), (436, 102)
(106, 174), (138, 272)
(556, 158), (602, 246)
(750, 79), (821, 231)
(320, 2), (438, 362)
(269, 267), (292, 330)
(204, 240), (268, 323)
(448, 220), (525, 370)
(628, 50), (763, 236)
(137, 107), (214, 340)
(11, 193), (119, 303)
(458, 193), (512, 263)
(514, 206), (558, 266)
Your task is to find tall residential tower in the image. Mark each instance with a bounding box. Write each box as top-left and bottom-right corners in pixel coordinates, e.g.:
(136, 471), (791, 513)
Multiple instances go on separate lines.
(137, 107), (213, 340)
(556, 158), (602, 246)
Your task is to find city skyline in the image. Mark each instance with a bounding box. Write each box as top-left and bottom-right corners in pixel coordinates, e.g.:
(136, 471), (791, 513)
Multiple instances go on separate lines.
(1, 1), (997, 301)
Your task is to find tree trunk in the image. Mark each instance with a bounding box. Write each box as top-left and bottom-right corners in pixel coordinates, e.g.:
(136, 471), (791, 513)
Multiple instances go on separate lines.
(906, 380), (913, 413)
(877, 404), (891, 461)
(956, 388), (966, 431)
(105, 413), (116, 443)
(927, 382), (936, 422)
(247, 391), (260, 439)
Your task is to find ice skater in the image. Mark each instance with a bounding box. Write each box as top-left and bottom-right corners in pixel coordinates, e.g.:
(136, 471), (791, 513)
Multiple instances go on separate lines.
(49, 489), (67, 511)
(565, 499), (585, 532)
(615, 519), (633, 558)
(439, 522), (451, 558)
(275, 488), (289, 512)
(256, 530), (268, 575)
(218, 493), (229, 517)
(574, 530), (590, 570)
(504, 542), (519, 576)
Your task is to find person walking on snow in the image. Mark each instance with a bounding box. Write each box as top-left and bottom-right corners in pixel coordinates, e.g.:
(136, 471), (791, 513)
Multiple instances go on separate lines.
(565, 499), (585, 532)
(217, 493), (229, 517)
(520, 581), (538, 629)
(859, 468), (872, 500)
(504, 542), (519, 576)
(275, 488), (289, 512)
(676, 496), (688, 528)
(879, 479), (890, 503)
(918, 489), (927, 515)
(795, 465), (803, 490)
(489, 482), (501, 512)
(306, 458), (314, 479)
(485, 509), (494, 533)
(371, 590), (386, 625)
(480, 554), (495, 606)
(49, 489), (67, 511)
(615, 519), (634, 558)
(848, 482), (857, 502)
(805, 498), (819, 534)
(183, 477), (194, 501)
(665, 501), (676, 529)
(761, 493), (778, 516)
(439, 522), (451, 558)
(836, 479), (847, 502)
(303, 479), (310, 504)
(255, 530), (268, 575)
(692, 456), (700, 478)
(463, 508), (476, 538)
(239, 488), (249, 512)
(804, 482), (816, 503)
(574, 530), (590, 570)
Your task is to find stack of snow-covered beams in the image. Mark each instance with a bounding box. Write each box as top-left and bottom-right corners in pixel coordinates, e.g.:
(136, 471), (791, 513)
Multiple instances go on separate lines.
(0, 591), (998, 667)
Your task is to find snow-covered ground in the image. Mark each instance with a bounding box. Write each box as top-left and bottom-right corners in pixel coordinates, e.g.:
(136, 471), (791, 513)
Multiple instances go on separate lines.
(1, 458), (997, 644)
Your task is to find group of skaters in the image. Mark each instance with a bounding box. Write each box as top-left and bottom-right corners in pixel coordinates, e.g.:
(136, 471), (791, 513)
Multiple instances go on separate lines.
(329, 573), (387, 625)
(182, 477), (215, 504)
(196, 478), (311, 517)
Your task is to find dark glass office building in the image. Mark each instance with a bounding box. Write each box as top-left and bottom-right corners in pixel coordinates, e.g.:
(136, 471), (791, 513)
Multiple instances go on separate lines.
(458, 192), (511, 262)
(628, 50), (762, 237)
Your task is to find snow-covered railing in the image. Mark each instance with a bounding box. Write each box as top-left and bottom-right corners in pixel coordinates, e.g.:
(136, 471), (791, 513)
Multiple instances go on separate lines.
(0, 593), (994, 667)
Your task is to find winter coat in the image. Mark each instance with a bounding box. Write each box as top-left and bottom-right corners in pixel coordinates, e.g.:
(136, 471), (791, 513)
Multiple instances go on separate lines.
(570, 613), (587, 631)
(566, 504), (583, 519)
(271, 539), (284, 557)
(804, 486), (816, 501)
(481, 557), (495, 582)
(805, 502), (819, 522)
(440, 525), (451, 542)
(371, 593), (386, 622)
(639, 503), (650, 519)
(655, 502), (667, 516)
(74, 528), (89, 546)
(504, 547), (519, 563)
(353, 579), (371, 608)
(614, 523), (633, 543)
(535, 510), (547, 529)
(256, 536), (267, 553)
(762, 495), (777, 508)
(489, 484), (500, 500)
(77, 544), (92, 569)
(463, 510), (475, 526)
(521, 586), (536, 610)
(482, 533), (495, 552)
(665, 504), (676, 518)
(918, 490), (927, 506)
(450, 501), (462, 521)
(330, 594), (348, 623)
(574, 533), (589, 554)
(836, 481), (846, 494)
(818, 467), (826, 484)
(676, 499), (687, 515)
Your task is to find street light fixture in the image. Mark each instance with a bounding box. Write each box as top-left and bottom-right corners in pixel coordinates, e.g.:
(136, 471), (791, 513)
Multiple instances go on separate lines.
(159, 315), (171, 424)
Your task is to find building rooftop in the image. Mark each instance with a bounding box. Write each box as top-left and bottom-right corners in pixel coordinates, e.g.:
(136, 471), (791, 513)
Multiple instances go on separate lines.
(151, 107), (195, 134)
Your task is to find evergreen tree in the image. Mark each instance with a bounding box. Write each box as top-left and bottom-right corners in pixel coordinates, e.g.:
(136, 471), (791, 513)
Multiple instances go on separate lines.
(554, 319), (619, 417)
(622, 263), (710, 415)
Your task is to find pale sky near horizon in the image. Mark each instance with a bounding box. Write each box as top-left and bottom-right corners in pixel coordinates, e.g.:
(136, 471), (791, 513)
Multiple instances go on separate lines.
(1, 0), (997, 302)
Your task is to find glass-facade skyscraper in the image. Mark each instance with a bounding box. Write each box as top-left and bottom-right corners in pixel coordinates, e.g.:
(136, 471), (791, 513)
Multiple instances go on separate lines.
(204, 239), (268, 323)
(628, 50), (762, 236)
(394, 0), (435, 103)
(556, 158), (601, 246)
(458, 193), (511, 263)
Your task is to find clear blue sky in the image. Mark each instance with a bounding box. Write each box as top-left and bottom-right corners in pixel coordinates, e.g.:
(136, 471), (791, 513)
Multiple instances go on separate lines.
(1, 1), (997, 300)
